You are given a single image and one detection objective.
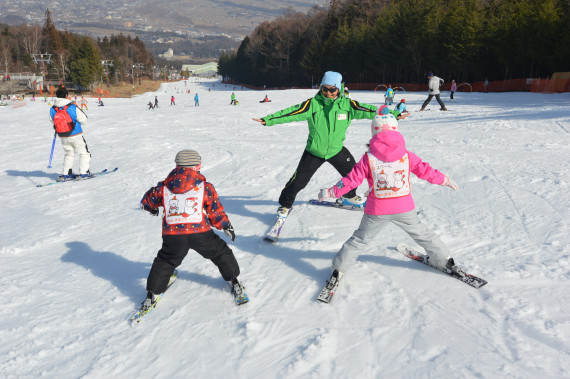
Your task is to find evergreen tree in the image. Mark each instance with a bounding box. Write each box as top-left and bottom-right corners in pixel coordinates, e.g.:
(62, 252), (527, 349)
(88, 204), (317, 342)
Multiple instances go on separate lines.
(42, 9), (63, 53)
(68, 36), (102, 89)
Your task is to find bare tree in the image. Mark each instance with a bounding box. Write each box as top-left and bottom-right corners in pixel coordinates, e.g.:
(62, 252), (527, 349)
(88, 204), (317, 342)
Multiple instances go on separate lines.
(19, 24), (42, 57)
(0, 40), (11, 75)
(56, 50), (70, 82)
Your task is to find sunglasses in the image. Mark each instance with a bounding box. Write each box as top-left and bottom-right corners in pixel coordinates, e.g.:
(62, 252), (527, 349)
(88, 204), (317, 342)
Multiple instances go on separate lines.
(321, 86), (339, 94)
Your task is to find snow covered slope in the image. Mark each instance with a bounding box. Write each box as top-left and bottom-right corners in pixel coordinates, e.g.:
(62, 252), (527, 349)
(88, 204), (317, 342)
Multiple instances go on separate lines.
(1, 80), (569, 378)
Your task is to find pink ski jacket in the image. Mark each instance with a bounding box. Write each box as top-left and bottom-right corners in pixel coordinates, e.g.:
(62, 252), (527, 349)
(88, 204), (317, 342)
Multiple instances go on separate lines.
(332, 131), (446, 215)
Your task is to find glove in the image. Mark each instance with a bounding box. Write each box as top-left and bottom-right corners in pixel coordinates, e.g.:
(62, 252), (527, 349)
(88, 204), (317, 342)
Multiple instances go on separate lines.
(318, 187), (336, 201)
(140, 202), (160, 216)
(443, 176), (458, 191)
(224, 222), (235, 242)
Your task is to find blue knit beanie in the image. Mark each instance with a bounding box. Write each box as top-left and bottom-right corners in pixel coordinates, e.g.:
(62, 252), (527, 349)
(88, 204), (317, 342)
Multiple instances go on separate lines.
(321, 71), (342, 89)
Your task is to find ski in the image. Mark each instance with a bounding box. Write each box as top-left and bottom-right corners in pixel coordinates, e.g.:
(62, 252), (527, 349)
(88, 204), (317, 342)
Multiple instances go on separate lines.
(264, 208), (292, 242)
(37, 167), (119, 187)
(131, 269), (178, 323)
(231, 281), (249, 306)
(396, 243), (487, 289)
(308, 199), (364, 212)
(317, 270), (343, 303)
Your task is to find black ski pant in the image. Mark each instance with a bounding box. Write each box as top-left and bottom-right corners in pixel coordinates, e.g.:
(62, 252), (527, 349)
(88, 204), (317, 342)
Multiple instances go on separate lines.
(146, 230), (240, 294)
(422, 94), (446, 109)
(279, 147), (357, 209)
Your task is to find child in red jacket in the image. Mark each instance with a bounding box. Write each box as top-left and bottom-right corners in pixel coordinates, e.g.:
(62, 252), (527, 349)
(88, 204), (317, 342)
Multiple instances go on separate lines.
(140, 150), (245, 310)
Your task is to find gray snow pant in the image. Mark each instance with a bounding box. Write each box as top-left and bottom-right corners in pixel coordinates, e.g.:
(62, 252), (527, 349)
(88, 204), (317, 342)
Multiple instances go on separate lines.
(421, 94), (446, 109)
(332, 210), (450, 273)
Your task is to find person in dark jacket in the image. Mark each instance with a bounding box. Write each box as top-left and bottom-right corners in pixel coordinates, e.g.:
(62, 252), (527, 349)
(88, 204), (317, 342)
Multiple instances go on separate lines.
(139, 150), (244, 310)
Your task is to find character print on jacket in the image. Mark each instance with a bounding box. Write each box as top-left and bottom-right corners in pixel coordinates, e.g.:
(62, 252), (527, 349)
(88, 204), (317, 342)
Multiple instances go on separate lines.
(368, 153), (411, 199)
(183, 197), (199, 217)
(168, 196), (180, 215)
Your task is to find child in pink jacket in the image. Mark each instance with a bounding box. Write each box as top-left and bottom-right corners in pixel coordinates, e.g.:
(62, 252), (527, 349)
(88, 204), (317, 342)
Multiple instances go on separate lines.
(318, 107), (459, 280)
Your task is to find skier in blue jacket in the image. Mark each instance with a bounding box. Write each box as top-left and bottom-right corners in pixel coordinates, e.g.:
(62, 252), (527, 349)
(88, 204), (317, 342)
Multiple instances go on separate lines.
(49, 86), (91, 181)
(385, 85), (394, 105)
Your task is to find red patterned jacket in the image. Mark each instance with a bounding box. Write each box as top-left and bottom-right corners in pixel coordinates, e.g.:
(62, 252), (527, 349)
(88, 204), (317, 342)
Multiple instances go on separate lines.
(140, 167), (230, 235)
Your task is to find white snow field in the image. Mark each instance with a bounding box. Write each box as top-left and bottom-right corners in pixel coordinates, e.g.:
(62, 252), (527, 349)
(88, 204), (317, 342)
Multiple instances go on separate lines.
(1, 79), (569, 378)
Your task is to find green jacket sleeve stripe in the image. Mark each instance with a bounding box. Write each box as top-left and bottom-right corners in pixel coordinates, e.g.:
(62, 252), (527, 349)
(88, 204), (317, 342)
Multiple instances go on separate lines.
(350, 99), (375, 113)
(266, 99), (311, 122)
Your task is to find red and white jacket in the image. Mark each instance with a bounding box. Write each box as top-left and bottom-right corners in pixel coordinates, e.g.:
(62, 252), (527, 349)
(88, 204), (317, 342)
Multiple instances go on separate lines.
(141, 167), (230, 235)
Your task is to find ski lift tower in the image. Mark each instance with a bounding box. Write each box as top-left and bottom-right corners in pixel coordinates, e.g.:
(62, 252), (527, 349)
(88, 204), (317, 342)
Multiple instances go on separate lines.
(133, 63), (144, 85)
(101, 60), (113, 88)
(152, 65), (160, 86)
(31, 53), (52, 90)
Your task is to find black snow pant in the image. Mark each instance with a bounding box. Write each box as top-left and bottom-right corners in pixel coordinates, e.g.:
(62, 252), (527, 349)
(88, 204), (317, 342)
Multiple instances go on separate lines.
(422, 93), (446, 109)
(278, 147), (358, 209)
(146, 230), (240, 294)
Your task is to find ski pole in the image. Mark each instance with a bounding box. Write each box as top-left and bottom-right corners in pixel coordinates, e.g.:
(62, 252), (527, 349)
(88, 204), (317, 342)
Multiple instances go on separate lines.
(48, 131), (57, 168)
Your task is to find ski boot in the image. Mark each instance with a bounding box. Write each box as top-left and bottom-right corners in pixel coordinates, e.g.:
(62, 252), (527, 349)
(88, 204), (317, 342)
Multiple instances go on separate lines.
(336, 195), (366, 208)
(230, 278), (249, 305)
(140, 291), (162, 313)
(446, 258), (465, 277)
(78, 170), (93, 179)
(277, 206), (291, 217)
(57, 174), (76, 182)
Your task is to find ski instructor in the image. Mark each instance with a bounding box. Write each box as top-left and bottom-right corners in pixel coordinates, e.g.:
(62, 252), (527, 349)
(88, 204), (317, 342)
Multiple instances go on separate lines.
(252, 71), (377, 218)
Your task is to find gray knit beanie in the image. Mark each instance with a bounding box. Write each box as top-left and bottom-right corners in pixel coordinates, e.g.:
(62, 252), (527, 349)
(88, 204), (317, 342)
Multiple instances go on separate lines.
(175, 149), (201, 167)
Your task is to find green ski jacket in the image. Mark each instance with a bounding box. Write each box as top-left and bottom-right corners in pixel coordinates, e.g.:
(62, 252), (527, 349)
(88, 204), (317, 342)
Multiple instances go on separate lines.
(261, 91), (377, 159)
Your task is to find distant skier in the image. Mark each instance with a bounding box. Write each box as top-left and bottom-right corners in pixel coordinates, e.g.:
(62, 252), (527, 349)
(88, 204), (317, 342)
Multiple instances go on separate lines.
(259, 95), (270, 103)
(420, 72), (447, 111)
(450, 80), (457, 101)
(384, 85), (394, 105)
(49, 86), (91, 181)
(230, 92), (236, 105)
(171, 96), (175, 105)
(139, 149), (246, 311)
(154, 96), (159, 108)
(318, 110), (460, 286)
(80, 96), (88, 110)
(194, 93), (199, 106)
(252, 71), (377, 218)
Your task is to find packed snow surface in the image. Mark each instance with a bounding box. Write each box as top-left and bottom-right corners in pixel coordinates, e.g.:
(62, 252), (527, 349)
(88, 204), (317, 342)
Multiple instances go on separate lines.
(1, 79), (569, 378)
